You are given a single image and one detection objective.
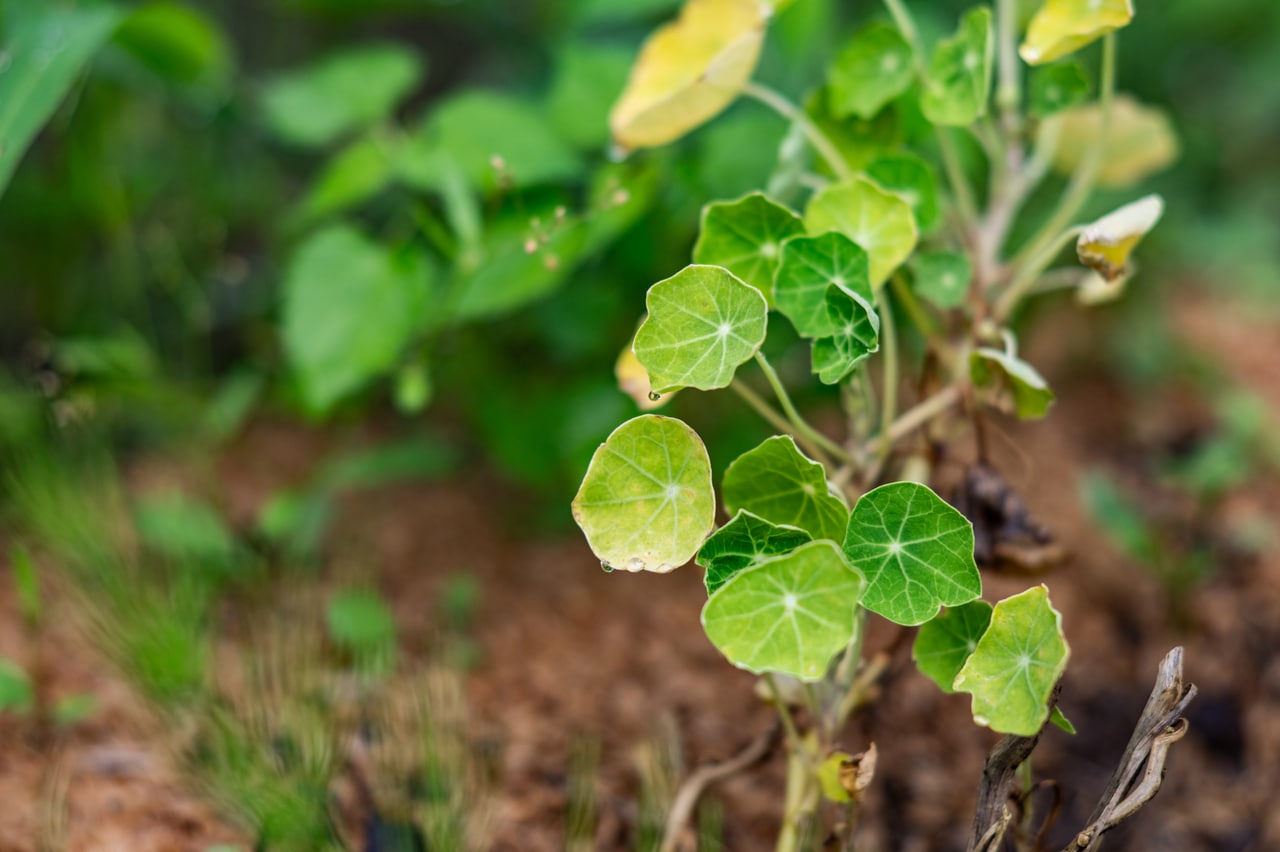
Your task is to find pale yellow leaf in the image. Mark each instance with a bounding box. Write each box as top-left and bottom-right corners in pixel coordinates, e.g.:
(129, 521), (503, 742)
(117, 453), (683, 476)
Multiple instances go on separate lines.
(1020, 0), (1133, 65)
(1039, 94), (1179, 187)
(1077, 194), (1162, 281)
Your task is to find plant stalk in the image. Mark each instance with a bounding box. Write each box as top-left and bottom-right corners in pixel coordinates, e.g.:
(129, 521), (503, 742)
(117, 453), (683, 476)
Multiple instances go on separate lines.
(753, 352), (851, 466)
(743, 82), (854, 183)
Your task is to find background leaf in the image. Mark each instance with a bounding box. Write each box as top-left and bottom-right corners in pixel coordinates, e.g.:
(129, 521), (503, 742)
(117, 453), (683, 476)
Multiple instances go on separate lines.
(826, 22), (914, 120)
(912, 600), (993, 693)
(920, 7), (994, 127)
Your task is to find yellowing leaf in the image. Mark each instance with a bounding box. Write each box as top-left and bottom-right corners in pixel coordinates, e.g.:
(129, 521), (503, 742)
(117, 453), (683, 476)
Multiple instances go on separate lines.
(1019, 0), (1133, 65)
(610, 0), (770, 152)
(1039, 94), (1179, 187)
(1077, 194), (1163, 281)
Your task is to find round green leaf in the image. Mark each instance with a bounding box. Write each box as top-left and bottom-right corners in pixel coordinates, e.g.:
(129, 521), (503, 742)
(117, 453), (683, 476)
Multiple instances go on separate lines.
(774, 232), (872, 339)
(953, 585), (1070, 735)
(912, 600), (993, 694)
(842, 482), (981, 626)
(827, 22), (914, 120)
(633, 265), (768, 393)
(1029, 62), (1090, 118)
(697, 510), (812, 594)
(866, 154), (940, 233)
(910, 250), (972, 309)
(693, 193), (805, 302)
(573, 415), (716, 573)
(920, 7), (993, 127)
(261, 44), (423, 148)
(804, 176), (918, 288)
(1039, 95), (1179, 188)
(1020, 0), (1133, 66)
(701, 541), (865, 681)
(723, 436), (849, 542)
(811, 286), (880, 385)
(970, 348), (1055, 420)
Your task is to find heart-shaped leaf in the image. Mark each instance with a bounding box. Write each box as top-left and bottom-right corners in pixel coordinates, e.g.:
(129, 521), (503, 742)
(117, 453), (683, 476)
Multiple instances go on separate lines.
(723, 436), (849, 542)
(1077, 194), (1164, 281)
(701, 541), (865, 681)
(827, 22), (914, 120)
(610, 0), (769, 152)
(843, 481), (981, 625)
(920, 7), (993, 127)
(811, 286), (880, 384)
(633, 265), (768, 393)
(572, 415), (716, 573)
(1020, 0), (1134, 66)
(954, 585), (1070, 735)
(774, 232), (872, 339)
(697, 510), (812, 594)
(804, 176), (918, 288)
(693, 193), (805, 301)
(1039, 95), (1179, 188)
(912, 600), (993, 693)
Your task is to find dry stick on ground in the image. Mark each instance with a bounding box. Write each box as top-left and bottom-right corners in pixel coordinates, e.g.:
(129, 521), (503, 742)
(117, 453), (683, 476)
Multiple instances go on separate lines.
(967, 647), (1196, 852)
(660, 720), (782, 852)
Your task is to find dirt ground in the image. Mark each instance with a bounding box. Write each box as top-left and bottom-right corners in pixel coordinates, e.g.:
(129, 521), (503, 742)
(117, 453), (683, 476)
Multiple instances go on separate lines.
(1, 284), (1277, 851)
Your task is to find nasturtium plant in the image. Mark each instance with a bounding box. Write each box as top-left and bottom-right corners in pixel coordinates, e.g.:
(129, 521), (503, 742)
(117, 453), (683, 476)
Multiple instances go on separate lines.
(572, 415), (715, 573)
(572, 0), (1177, 841)
(693, 193), (806, 301)
(633, 265), (768, 393)
(697, 510), (812, 594)
(722, 436), (849, 543)
(804, 176), (918, 287)
(954, 585), (1070, 735)
(701, 541), (864, 680)
(843, 482), (981, 625)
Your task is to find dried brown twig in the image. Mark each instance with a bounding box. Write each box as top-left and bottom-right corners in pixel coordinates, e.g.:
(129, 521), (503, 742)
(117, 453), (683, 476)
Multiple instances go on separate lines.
(968, 647), (1196, 852)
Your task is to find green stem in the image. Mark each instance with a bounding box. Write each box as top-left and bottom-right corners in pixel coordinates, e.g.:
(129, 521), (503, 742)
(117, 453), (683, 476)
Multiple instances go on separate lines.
(764, 673), (804, 752)
(833, 608), (867, 727)
(873, 383), (963, 451)
(882, 0), (920, 48)
(742, 82), (854, 183)
(874, 287), (900, 463)
(993, 225), (1084, 322)
(1006, 34), (1116, 284)
(753, 352), (851, 465)
(995, 0), (1021, 128)
(889, 273), (943, 349)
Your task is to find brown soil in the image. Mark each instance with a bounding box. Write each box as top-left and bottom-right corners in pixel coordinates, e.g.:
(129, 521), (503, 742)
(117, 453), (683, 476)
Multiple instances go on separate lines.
(1, 285), (1277, 851)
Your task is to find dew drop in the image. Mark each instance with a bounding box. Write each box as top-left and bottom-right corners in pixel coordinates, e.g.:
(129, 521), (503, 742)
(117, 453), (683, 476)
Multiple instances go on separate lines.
(648, 391), (661, 402)
(607, 142), (630, 163)
(600, 561), (614, 573)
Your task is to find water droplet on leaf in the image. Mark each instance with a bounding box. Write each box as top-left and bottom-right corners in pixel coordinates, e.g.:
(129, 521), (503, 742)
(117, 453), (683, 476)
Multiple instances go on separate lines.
(648, 391), (661, 402)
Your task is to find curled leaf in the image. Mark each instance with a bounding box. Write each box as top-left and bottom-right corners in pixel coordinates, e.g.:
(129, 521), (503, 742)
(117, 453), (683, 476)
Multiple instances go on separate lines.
(920, 7), (994, 127)
(1020, 0), (1134, 66)
(1077, 194), (1163, 281)
(610, 0), (770, 152)
(804, 176), (918, 288)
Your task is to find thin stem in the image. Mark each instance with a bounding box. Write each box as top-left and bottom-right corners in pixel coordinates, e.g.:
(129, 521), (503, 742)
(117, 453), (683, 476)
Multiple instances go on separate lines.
(1007, 34), (1117, 284)
(889, 273), (946, 354)
(732, 378), (805, 439)
(870, 383), (963, 453)
(993, 225), (1084, 322)
(753, 352), (851, 465)
(874, 288), (900, 464)
(882, 0), (920, 48)
(833, 608), (868, 728)
(764, 673), (804, 752)
(742, 82), (854, 183)
(995, 0), (1021, 129)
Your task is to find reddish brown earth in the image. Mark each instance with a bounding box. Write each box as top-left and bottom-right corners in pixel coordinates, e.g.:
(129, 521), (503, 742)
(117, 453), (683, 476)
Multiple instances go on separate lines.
(1, 285), (1277, 851)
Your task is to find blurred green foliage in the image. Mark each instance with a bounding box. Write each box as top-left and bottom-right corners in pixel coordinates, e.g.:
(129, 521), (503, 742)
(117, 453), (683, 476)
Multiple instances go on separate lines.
(1, 0), (1277, 517)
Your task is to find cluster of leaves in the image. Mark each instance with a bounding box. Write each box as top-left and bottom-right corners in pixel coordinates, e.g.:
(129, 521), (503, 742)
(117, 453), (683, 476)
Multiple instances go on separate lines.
(573, 0), (1178, 802)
